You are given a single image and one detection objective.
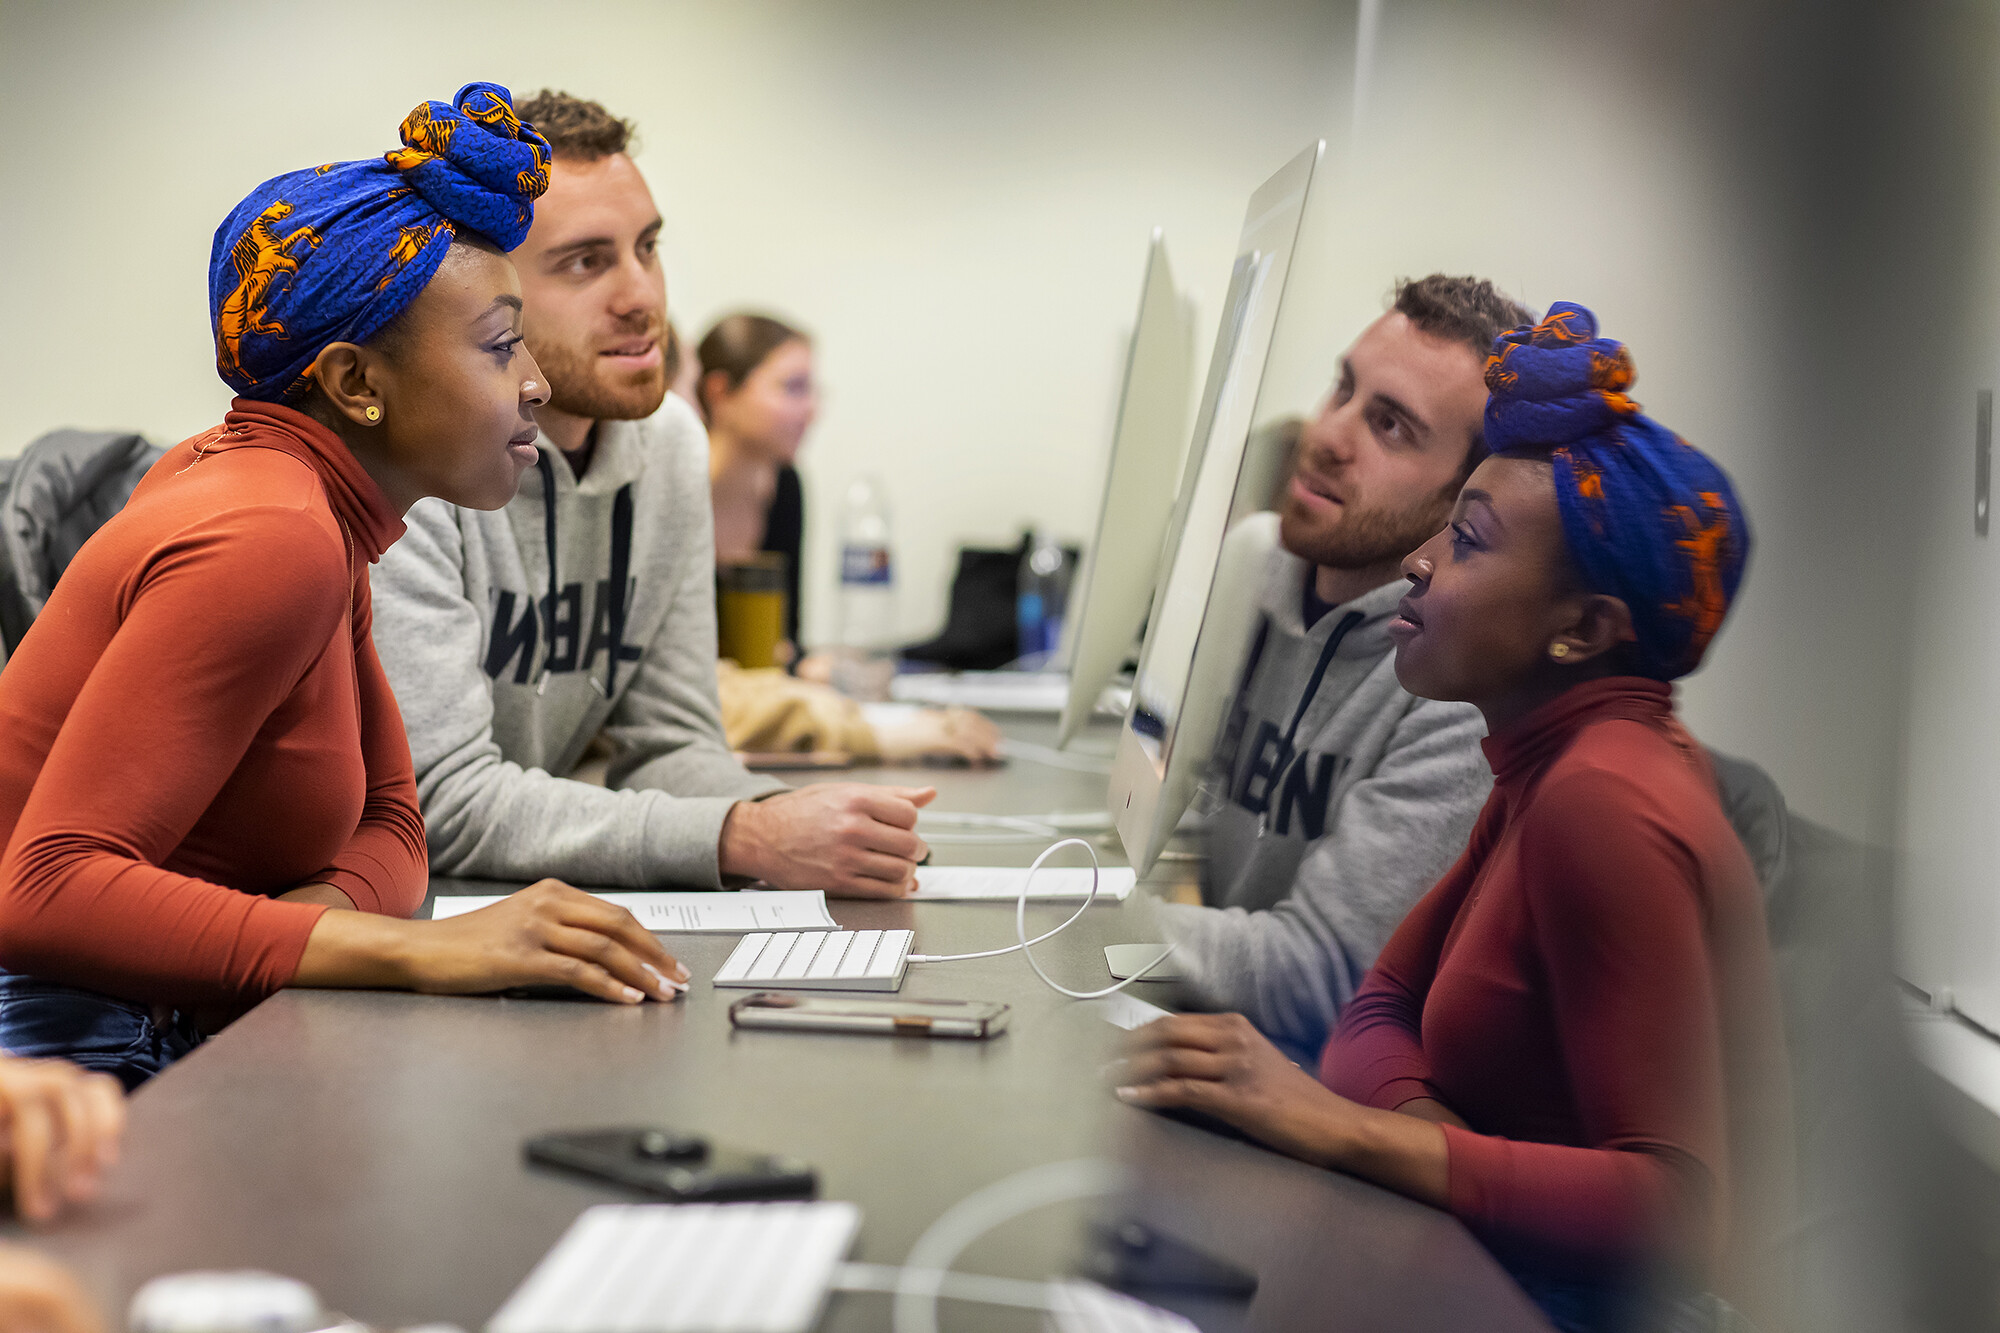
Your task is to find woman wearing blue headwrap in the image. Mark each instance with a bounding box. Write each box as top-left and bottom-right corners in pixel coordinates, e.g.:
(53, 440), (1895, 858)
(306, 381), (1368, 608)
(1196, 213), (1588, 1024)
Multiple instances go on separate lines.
(1117, 304), (1789, 1329)
(0, 84), (688, 1087)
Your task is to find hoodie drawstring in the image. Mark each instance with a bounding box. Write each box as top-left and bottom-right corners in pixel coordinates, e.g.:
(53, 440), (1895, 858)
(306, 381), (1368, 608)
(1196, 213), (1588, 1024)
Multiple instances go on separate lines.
(534, 452), (559, 694)
(1257, 607), (1365, 838)
(606, 484), (634, 697)
(533, 451), (636, 699)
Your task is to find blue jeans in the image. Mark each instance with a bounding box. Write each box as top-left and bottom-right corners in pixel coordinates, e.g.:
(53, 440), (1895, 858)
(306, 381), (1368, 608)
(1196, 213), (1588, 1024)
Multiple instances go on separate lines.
(1510, 1263), (1732, 1333)
(0, 976), (203, 1089)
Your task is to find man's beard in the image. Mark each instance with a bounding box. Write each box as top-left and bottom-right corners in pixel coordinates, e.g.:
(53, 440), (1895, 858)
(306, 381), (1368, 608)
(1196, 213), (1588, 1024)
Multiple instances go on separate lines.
(535, 330), (669, 423)
(1280, 477), (1458, 571)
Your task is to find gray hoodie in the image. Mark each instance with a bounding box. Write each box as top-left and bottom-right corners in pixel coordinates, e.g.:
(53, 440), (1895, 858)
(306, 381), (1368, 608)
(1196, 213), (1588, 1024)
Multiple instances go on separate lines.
(1154, 547), (1492, 1061)
(368, 395), (784, 889)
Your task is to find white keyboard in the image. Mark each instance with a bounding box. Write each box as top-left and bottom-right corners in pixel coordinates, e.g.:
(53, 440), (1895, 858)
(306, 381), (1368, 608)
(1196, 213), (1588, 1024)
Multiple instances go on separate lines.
(487, 1201), (860, 1333)
(889, 669), (1070, 713)
(713, 930), (913, 992)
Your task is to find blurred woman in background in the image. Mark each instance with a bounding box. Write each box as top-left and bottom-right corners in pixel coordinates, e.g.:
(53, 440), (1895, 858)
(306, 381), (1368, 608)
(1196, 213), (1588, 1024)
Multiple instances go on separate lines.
(700, 313), (816, 654)
(696, 311), (999, 765)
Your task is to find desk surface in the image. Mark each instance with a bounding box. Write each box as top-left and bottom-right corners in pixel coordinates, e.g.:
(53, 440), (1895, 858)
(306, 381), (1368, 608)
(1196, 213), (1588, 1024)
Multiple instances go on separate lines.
(30, 719), (1548, 1332)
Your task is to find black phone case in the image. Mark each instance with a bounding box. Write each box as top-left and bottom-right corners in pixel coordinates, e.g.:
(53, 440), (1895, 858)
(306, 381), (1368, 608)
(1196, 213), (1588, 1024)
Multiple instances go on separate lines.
(524, 1127), (818, 1202)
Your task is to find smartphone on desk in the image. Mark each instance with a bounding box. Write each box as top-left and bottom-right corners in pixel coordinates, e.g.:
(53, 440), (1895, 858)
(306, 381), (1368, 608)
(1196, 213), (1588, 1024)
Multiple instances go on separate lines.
(524, 1127), (817, 1202)
(729, 992), (1010, 1039)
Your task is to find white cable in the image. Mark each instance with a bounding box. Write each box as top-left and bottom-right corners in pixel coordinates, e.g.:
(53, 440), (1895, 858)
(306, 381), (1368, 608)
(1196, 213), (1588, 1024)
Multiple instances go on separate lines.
(891, 1158), (1123, 1333)
(908, 837), (1103, 963)
(833, 1263), (1056, 1312)
(909, 838), (1176, 1000)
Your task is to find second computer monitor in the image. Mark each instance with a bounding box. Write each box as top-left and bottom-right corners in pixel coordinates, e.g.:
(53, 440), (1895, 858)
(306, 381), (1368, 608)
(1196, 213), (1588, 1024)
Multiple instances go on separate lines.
(1108, 141), (1323, 877)
(1055, 229), (1196, 749)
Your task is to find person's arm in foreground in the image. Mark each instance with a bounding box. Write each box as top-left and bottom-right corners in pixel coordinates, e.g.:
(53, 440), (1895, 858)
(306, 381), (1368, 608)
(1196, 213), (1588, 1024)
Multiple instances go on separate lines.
(0, 1248), (103, 1333)
(0, 1057), (122, 1224)
(0, 1060), (125, 1333)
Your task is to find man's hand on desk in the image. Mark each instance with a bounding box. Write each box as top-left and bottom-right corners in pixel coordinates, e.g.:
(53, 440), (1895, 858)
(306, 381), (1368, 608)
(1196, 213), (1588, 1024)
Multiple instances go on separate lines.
(719, 784), (935, 898)
(294, 880), (689, 1004)
(0, 1056), (124, 1224)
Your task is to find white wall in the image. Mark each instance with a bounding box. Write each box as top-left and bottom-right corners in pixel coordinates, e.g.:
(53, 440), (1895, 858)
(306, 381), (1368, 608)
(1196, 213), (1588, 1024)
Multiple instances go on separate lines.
(1892, 9), (2000, 1016)
(0, 0), (1934, 846)
(1263, 3), (1907, 843)
(0, 0), (1347, 651)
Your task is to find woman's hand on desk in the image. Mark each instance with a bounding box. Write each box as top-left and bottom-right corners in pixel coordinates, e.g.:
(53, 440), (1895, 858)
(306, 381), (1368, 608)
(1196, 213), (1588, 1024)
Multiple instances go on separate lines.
(1112, 1013), (1450, 1209)
(0, 1056), (124, 1224)
(293, 880), (689, 1004)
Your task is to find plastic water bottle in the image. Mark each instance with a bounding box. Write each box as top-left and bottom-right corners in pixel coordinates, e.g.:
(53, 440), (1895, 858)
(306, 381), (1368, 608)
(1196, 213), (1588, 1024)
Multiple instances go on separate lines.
(1016, 528), (1072, 663)
(837, 476), (897, 652)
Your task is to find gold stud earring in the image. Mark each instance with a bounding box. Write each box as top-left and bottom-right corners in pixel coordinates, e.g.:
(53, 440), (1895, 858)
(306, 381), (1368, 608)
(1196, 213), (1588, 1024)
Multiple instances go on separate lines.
(364, 406), (382, 424)
(1550, 643), (1570, 659)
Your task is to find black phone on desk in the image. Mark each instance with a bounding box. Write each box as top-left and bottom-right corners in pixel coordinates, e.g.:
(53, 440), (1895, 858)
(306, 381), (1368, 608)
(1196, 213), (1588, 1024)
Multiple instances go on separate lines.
(524, 1127), (817, 1202)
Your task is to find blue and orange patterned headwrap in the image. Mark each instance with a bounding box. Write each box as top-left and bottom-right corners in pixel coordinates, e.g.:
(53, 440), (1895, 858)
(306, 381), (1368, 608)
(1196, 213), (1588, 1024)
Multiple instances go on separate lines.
(1484, 301), (1749, 681)
(209, 82), (552, 401)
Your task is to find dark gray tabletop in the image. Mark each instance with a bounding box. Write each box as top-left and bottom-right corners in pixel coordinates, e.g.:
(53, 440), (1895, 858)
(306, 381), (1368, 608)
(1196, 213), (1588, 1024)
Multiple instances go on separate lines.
(27, 718), (1547, 1332)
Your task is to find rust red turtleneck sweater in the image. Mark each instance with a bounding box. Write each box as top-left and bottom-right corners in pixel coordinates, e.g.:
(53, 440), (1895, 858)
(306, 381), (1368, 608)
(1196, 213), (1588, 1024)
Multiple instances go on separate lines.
(0, 401), (427, 1008)
(1320, 676), (1785, 1274)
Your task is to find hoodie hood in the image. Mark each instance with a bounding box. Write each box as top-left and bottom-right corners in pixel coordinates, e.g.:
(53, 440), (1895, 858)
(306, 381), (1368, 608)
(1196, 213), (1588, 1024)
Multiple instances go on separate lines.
(1256, 547), (1407, 659)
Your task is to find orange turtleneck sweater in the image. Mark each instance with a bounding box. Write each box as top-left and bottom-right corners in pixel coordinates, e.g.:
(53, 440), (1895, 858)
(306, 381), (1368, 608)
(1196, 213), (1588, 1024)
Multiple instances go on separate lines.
(1320, 677), (1786, 1278)
(0, 401), (427, 1009)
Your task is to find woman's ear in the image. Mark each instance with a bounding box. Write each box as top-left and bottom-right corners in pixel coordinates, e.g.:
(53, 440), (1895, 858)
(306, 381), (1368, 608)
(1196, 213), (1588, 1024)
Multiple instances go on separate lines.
(307, 343), (385, 429)
(1548, 593), (1636, 667)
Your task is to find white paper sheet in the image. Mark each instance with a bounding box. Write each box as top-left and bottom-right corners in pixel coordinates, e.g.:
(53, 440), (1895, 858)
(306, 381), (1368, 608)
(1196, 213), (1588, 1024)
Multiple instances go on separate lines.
(1089, 992), (1173, 1030)
(429, 890), (837, 932)
(909, 865), (1136, 901)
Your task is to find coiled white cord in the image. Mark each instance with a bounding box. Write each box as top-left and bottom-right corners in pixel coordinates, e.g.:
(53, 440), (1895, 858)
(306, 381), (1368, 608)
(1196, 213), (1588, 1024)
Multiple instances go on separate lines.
(887, 1158), (1124, 1333)
(909, 837), (1175, 1000)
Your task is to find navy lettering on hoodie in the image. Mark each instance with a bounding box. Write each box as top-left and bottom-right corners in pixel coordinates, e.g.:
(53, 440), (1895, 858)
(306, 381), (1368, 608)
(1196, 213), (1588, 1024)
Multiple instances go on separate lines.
(583, 577), (644, 672)
(485, 590), (539, 684)
(484, 580), (640, 684)
(484, 463), (643, 690)
(1223, 607), (1366, 840)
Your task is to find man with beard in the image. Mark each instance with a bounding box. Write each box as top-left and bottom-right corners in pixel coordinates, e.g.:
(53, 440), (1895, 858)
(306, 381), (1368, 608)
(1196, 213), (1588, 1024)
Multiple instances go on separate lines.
(1155, 276), (1534, 1062)
(368, 91), (934, 896)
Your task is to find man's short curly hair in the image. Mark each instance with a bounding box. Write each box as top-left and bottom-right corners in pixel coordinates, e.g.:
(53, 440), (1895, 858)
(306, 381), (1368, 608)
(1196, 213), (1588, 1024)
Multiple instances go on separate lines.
(514, 90), (635, 161)
(1389, 275), (1536, 478)
(1391, 275), (1535, 365)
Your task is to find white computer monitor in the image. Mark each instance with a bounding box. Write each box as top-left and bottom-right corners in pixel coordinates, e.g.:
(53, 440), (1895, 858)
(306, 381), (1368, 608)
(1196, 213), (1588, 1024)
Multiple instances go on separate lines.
(1054, 229), (1196, 749)
(1109, 141), (1323, 877)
